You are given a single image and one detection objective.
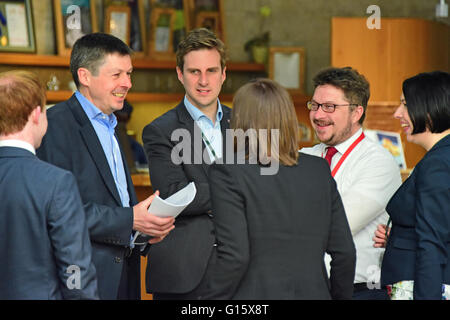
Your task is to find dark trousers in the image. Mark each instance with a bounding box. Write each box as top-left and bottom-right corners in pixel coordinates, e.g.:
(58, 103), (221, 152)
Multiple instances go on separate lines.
(117, 249), (140, 300)
(153, 290), (202, 300)
(152, 274), (211, 300)
(153, 248), (217, 300)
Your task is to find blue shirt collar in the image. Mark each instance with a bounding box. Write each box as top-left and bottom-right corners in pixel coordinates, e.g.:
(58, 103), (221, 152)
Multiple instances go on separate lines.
(75, 91), (117, 129)
(184, 95), (223, 124)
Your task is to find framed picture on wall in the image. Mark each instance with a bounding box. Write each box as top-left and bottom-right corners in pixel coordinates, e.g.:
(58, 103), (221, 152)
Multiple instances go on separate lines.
(103, 0), (146, 56)
(149, 0), (190, 59)
(268, 47), (306, 95)
(365, 129), (407, 169)
(53, 0), (98, 56)
(186, 0), (225, 42)
(195, 11), (219, 37)
(298, 122), (312, 142)
(105, 5), (131, 45)
(149, 7), (175, 60)
(0, 0), (35, 52)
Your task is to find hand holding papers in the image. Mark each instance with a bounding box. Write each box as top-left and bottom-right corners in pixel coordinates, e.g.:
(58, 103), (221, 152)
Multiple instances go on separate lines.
(147, 182), (197, 218)
(132, 182), (197, 246)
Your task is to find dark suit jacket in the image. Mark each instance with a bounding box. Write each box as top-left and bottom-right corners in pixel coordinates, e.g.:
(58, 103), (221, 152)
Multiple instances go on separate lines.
(199, 153), (356, 300)
(0, 147), (98, 299)
(381, 134), (450, 299)
(142, 101), (231, 294)
(37, 95), (140, 300)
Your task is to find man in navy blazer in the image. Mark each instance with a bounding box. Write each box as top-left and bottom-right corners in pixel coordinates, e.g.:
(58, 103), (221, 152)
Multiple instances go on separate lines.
(0, 70), (98, 299)
(37, 33), (175, 299)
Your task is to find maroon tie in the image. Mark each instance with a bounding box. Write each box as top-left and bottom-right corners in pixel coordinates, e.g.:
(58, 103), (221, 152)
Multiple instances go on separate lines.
(325, 147), (338, 167)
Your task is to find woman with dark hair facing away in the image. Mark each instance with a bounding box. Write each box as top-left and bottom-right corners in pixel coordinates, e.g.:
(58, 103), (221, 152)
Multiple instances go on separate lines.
(199, 78), (356, 300)
(373, 71), (450, 299)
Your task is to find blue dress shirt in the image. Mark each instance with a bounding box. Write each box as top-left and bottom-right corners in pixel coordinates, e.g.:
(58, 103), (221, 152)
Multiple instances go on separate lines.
(184, 96), (223, 162)
(75, 91), (130, 208)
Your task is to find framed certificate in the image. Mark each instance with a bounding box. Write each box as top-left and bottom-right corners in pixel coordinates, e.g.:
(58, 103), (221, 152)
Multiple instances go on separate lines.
(0, 0), (35, 52)
(105, 5), (131, 45)
(269, 47), (306, 95)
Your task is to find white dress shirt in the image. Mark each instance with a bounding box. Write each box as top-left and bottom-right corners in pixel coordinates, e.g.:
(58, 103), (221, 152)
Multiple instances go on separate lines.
(0, 139), (35, 154)
(301, 128), (402, 284)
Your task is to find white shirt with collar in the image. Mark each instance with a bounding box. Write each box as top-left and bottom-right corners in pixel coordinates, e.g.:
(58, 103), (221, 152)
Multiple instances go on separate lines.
(301, 128), (402, 284)
(0, 139), (35, 155)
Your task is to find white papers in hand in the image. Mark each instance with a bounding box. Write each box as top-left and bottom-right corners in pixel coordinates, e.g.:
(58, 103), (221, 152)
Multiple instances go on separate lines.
(132, 182), (196, 246)
(148, 182), (197, 218)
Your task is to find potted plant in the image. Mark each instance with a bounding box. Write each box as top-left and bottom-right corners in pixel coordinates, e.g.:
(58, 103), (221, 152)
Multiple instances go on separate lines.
(244, 5), (271, 64)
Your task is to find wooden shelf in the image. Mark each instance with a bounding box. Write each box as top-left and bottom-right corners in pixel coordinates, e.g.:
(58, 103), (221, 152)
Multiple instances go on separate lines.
(46, 91), (305, 104)
(3, 53), (265, 104)
(0, 53), (265, 72)
(226, 61), (266, 72)
(131, 173), (151, 187)
(368, 101), (399, 106)
(0, 53), (69, 67)
(46, 91), (73, 102)
(46, 91), (184, 103)
(46, 90), (235, 103)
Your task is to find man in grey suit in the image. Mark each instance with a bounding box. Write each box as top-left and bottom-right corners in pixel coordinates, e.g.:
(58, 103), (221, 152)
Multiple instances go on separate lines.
(0, 70), (98, 299)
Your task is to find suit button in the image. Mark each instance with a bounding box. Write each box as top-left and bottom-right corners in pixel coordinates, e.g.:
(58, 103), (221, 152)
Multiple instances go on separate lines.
(207, 210), (214, 218)
(114, 257), (122, 263)
(213, 243), (218, 247)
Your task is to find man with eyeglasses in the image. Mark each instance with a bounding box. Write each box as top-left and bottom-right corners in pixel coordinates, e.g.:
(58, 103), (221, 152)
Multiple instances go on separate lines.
(301, 67), (402, 300)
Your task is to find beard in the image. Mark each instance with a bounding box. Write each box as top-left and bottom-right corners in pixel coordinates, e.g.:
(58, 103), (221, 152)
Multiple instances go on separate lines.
(313, 117), (354, 146)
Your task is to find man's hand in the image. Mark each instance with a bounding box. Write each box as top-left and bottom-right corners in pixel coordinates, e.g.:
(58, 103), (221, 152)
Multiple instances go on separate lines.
(133, 191), (175, 241)
(373, 223), (390, 248)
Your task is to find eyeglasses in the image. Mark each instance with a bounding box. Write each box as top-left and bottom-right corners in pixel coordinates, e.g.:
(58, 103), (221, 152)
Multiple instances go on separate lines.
(306, 101), (357, 113)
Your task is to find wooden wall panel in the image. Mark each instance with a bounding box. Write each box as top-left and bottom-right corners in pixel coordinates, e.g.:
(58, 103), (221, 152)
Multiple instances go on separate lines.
(332, 18), (390, 102)
(332, 17), (448, 168)
(388, 19), (449, 101)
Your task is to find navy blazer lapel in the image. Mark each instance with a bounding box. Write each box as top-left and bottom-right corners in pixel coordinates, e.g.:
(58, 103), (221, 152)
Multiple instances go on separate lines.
(67, 95), (123, 206)
(176, 101), (232, 176)
(114, 130), (138, 206)
(176, 102), (210, 176)
(220, 106), (231, 160)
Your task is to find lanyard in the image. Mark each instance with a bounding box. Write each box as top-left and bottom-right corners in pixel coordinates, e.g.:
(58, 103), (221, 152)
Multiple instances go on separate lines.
(201, 131), (219, 162)
(324, 132), (365, 177)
